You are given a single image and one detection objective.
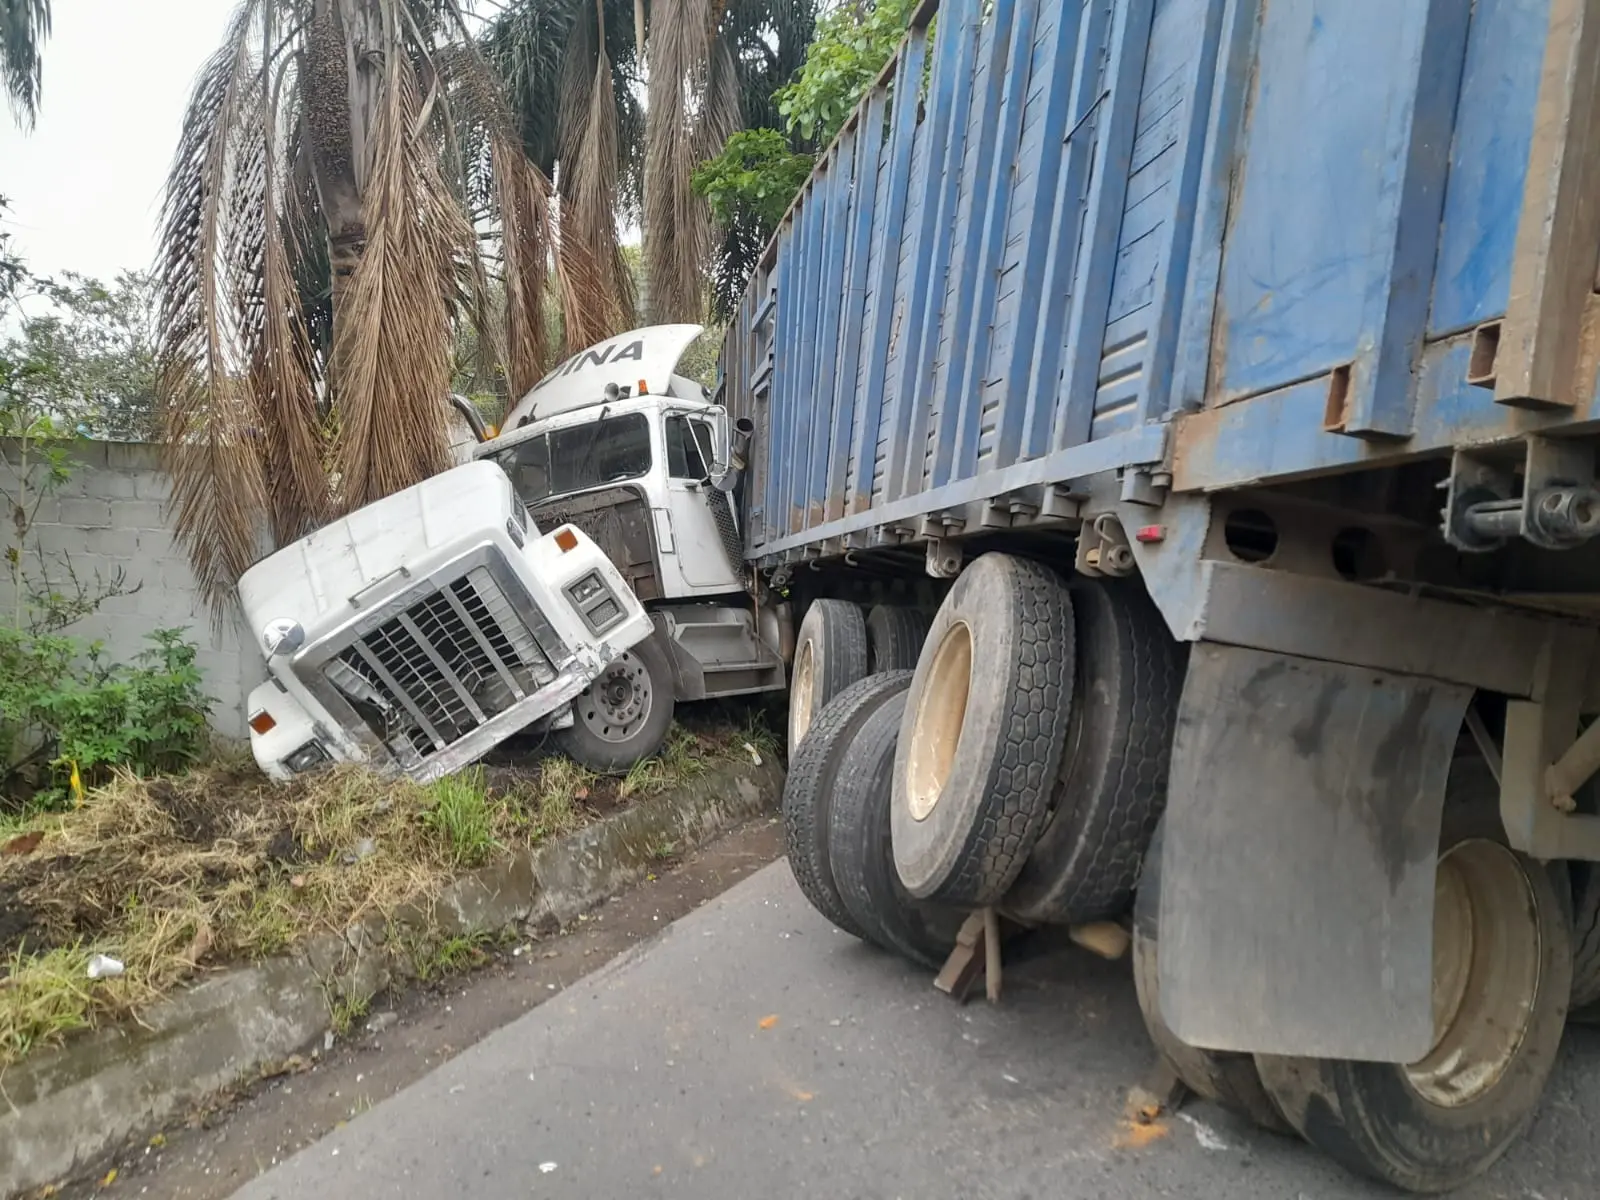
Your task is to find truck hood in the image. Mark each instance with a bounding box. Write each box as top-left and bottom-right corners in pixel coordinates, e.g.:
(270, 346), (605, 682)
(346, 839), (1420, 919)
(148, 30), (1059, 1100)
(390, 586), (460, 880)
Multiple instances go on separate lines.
(238, 461), (517, 651)
(502, 323), (704, 429)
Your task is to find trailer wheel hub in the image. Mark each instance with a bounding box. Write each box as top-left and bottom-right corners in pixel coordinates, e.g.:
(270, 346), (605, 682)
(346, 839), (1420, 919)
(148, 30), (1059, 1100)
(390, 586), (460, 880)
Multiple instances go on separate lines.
(1405, 838), (1541, 1108)
(906, 621), (972, 822)
(792, 641), (817, 744)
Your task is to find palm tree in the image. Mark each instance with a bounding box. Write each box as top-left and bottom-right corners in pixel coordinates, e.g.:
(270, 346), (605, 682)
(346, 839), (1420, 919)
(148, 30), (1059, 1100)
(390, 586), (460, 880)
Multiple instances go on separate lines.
(156, 0), (606, 611)
(484, 0), (814, 323)
(1, 0), (50, 128)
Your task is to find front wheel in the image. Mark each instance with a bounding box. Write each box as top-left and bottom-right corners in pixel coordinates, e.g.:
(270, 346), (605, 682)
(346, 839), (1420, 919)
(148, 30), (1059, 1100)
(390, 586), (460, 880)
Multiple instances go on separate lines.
(555, 636), (676, 774)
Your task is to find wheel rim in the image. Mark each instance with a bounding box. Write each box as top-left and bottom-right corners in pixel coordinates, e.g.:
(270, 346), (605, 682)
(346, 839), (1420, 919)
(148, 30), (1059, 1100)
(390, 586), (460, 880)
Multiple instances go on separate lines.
(1405, 838), (1542, 1108)
(575, 650), (653, 743)
(791, 640), (817, 746)
(906, 621), (972, 822)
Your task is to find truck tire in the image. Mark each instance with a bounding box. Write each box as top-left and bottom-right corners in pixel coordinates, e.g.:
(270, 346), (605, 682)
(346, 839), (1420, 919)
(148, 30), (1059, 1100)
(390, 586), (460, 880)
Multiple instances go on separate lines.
(555, 635), (676, 774)
(891, 553), (1075, 905)
(1254, 760), (1573, 1194)
(828, 681), (962, 968)
(1005, 579), (1181, 925)
(866, 604), (931, 673)
(788, 599), (870, 753)
(783, 672), (915, 939)
(1131, 819), (1291, 1133)
(1571, 863), (1600, 1015)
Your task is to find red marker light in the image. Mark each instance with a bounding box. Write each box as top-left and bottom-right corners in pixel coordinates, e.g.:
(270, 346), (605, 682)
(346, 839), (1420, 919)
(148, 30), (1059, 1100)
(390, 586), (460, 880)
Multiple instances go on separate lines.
(1135, 525), (1166, 544)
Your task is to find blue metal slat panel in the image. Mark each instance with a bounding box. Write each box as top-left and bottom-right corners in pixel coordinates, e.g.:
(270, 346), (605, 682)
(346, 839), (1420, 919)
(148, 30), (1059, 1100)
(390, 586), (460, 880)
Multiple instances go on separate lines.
(859, 30), (931, 514)
(788, 180), (829, 536)
(1429, 0), (1549, 338)
(975, 0), (1072, 471)
(763, 242), (794, 547)
(926, 0), (1022, 490)
(1168, 0), (1259, 414)
(888, 0), (985, 503)
(844, 119), (896, 518)
(940, 0), (1039, 487)
(997, 0), (1108, 468)
(803, 140), (856, 529)
(777, 198), (819, 542)
(873, 93), (935, 506)
(829, 95), (888, 523)
(1051, 0), (1156, 452)
(1089, 0), (1227, 440)
(1213, 0), (1471, 439)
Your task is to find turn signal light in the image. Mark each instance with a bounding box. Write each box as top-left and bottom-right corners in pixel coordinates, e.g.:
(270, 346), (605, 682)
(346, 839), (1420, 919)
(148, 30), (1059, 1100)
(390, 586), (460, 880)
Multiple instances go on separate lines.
(249, 710), (277, 735)
(554, 527), (579, 553)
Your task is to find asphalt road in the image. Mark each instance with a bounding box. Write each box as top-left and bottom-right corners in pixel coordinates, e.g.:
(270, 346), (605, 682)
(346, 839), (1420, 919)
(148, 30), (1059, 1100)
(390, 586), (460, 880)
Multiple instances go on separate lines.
(232, 863), (1600, 1200)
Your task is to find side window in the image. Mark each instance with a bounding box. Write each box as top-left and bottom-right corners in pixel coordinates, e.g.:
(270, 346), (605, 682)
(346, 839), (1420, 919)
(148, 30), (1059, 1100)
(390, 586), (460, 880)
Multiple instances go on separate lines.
(690, 421), (716, 472)
(665, 415), (710, 481)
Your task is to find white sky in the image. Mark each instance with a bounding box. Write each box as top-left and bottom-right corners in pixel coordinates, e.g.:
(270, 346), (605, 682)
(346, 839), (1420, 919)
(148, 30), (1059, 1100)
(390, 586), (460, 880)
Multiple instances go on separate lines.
(0, 0), (236, 282)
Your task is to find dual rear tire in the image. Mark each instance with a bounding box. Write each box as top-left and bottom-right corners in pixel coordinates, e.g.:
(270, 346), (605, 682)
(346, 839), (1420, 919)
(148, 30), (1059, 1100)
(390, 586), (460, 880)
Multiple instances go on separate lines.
(781, 670), (958, 965)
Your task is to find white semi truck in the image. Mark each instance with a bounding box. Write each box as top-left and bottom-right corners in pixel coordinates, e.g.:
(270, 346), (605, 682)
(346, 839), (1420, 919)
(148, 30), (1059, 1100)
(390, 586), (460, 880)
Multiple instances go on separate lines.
(241, 324), (794, 780)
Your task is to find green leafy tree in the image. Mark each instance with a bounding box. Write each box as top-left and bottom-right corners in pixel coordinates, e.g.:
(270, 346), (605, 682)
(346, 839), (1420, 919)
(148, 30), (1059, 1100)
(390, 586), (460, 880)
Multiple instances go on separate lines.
(692, 129), (814, 234)
(775, 0), (918, 143)
(694, 0), (918, 316)
(5, 270), (160, 441)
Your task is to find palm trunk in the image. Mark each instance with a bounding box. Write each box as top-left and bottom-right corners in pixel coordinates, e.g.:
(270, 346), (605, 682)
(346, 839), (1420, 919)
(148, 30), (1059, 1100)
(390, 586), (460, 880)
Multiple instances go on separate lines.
(302, 0), (383, 348)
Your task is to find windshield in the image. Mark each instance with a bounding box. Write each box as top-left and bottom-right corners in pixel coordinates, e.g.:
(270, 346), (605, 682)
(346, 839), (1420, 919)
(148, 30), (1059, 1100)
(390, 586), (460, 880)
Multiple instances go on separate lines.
(491, 412), (652, 504)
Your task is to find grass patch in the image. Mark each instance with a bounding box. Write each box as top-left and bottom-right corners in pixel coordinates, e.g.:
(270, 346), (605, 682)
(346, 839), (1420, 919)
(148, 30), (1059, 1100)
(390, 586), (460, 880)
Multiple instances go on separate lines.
(0, 716), (767, 1067)
(740, 710), (782, 762)
(421, 768), (497, 868)
(328, 989), (371, 1037)
(620, 726), (712, 800)
(421, 932), (495, 981)
(0, 945), (98, 1064)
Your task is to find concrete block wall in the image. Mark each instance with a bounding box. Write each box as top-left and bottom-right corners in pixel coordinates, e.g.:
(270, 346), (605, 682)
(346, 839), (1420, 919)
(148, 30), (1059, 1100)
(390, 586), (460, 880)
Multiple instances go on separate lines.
(0, 439), (266, 739)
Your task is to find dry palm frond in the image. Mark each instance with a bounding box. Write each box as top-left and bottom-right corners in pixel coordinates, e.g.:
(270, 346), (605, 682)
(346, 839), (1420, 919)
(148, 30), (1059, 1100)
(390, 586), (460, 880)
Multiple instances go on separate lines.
(439, 39), (564, 396)
(494, 141), (556, 394)
(558, 0), (634, 340)
(248, 6), (328, 544)
(328, 34), (465, 510)
(1, 0), (50, 128)
(643, 0), (739, 322)
(156, 1), (272, 615)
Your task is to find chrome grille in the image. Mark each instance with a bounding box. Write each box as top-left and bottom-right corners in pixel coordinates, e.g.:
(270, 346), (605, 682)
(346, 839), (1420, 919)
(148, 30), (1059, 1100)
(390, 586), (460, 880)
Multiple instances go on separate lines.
(324, 567), (557, 764)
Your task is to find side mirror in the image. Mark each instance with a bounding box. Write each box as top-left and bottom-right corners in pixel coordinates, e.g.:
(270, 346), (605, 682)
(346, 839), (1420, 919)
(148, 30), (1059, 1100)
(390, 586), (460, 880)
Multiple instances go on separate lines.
(705, 404), (730, 474)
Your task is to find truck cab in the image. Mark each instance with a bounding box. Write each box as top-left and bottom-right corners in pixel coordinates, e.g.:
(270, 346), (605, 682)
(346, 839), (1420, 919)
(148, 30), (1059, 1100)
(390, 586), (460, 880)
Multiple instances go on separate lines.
(240, 460), (655, 784)
(473, 324), (787, 769)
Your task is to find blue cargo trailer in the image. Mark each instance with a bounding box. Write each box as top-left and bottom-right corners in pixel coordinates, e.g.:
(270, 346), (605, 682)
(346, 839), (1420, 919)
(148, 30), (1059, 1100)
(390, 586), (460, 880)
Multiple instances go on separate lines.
(717, 0), (1600, 1189)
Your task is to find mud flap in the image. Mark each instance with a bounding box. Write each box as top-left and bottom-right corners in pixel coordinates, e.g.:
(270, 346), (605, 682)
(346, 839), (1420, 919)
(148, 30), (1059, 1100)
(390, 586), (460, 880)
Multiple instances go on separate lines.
(1157, 644), (1471, 1062)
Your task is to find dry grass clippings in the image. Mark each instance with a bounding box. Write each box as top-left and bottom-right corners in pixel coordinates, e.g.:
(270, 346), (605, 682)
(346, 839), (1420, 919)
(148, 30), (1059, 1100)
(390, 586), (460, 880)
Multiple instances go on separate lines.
(0, 714), (771, 1066)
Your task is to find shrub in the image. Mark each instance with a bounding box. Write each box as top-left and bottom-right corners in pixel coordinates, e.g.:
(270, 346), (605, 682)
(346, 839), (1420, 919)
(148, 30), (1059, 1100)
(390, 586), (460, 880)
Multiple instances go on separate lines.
(0, 626), (212, 807)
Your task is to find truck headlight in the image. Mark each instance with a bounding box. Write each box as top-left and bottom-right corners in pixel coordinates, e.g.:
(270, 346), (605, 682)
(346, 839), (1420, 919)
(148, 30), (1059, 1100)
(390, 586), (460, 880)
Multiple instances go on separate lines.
(565, 571), (625, 633)
(569, 571), (605, 603)
(283, 740), (331, 774)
